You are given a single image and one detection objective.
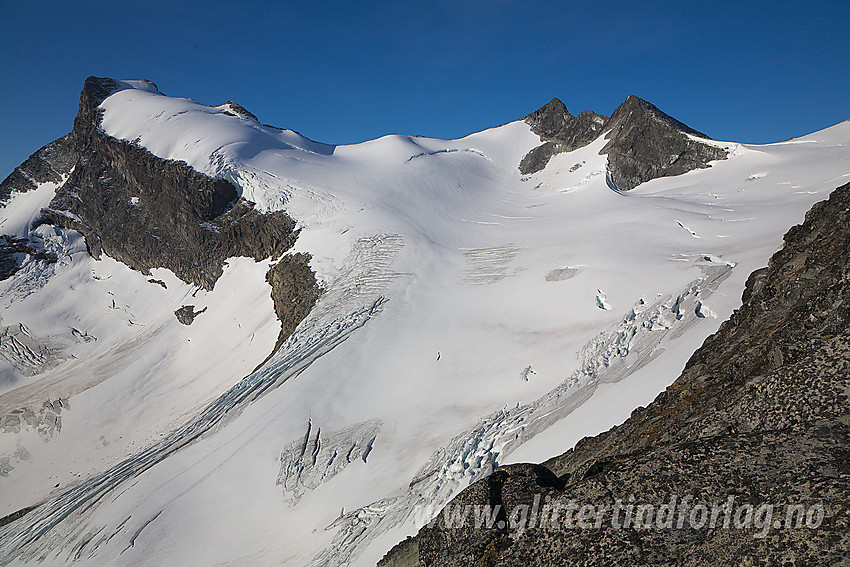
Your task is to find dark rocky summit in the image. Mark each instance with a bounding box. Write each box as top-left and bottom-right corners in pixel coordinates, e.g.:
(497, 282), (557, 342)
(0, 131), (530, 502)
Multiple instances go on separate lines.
(380, 182), (850, 565)
(519, 96), (727, 191)
(223, 100), (259, 122)
(0, 76), (320, 352)
(39, 77), (301, 290)
(519, 99), (607, 176)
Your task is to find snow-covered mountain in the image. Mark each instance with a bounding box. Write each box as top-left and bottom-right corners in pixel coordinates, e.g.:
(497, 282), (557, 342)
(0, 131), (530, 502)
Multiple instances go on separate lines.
(0, 77), (847, 566)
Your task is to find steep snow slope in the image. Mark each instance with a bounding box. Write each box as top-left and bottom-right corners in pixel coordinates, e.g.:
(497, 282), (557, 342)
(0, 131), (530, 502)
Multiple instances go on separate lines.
(0, 81), (848, 566)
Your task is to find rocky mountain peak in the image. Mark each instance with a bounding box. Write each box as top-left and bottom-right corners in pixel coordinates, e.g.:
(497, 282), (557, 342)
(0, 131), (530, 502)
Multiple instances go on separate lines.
(608, 94), (711, 140)
(601, 95), (727, 191)
(519, 93), (728, 190)
(81, 76), (124, 106)
(523, 97), (573, 139)
(1, 76), (319, 349)
(73, 77), (125, 138)
(519, 99), (608, 176)
(223, 100), (259, 122)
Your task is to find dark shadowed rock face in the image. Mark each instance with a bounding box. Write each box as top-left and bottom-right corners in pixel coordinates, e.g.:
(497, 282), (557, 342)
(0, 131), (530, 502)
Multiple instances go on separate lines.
(0, 76), (320, 354)
(519, 99), (607, 175)
(37, 77), (302, 290)
(265, 254), (323, 353)
(519, 95), (727, 191)
(380, 182), (850, 565)
(0, 236), (56, 281)
(0, 135), (76, 203)
(602, 96), (728, 191)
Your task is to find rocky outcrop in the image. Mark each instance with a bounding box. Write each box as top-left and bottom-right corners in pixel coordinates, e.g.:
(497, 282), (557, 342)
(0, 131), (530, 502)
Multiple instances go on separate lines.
(35, 77), (299, 290)
(0, 135), (75, 204)
(601, 96), (728, 191)
(380, 182), (850, 565)
(0, 236), (56, 281)
(519, 96), (727, 191)
(0, 76), (320, 354)
(223, 100), (259, 122)
(518, 99), (606, 175)
(265, 253), (322, 352)
(174, 305), (206, 326)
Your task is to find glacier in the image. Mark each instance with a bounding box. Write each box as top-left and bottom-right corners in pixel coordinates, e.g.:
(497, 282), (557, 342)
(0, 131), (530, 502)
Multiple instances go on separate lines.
(0, 80), (848, 565)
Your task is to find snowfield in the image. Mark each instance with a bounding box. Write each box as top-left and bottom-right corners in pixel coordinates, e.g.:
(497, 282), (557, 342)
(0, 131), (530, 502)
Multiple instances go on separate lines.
(1, 81), (848, 566)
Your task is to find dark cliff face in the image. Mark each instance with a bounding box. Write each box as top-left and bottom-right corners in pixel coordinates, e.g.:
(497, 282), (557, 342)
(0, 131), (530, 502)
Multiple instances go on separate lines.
(601, 96), (728, 191)
(0, 76), (319, 351)
(522, 98), (608, 147)
(518, 99), (607, 175)
(41, 76), (301, 290)
(519, 96), (727, 191)
(0, 134), (76, 203)
(380, 182), (850, 565)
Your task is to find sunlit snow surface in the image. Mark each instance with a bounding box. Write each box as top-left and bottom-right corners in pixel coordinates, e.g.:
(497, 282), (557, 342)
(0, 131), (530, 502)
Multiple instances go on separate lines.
(0, 82), (848, 565)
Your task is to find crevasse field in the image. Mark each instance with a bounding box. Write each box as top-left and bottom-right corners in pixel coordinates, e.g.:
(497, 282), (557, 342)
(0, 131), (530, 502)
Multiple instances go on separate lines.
(1, 81), (848, 565)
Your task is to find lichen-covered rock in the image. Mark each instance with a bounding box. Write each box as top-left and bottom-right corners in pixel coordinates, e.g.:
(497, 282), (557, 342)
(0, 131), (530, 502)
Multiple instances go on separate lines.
(380, 183), (850, 565)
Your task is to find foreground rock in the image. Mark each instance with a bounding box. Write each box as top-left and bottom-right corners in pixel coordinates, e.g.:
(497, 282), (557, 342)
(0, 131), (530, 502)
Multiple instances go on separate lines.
(380, 182), (850, 565)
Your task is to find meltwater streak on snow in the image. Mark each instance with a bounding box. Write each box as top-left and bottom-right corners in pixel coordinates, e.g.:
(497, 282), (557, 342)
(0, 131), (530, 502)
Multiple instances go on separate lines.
(308, 260), (733, 566)
(0, 234), (404, 563)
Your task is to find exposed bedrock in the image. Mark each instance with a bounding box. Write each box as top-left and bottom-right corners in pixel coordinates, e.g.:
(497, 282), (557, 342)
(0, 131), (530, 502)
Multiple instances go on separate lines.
(519, 95), (727, 190)
(173, 305), (206, 326)
(519, 99), (607, 176)
(0, 235), (56, 281)
(41, 77), (300, 290)
(0, 135), (76, 203)
(601, 95), (728, 191)
(0, 76), (320, 353)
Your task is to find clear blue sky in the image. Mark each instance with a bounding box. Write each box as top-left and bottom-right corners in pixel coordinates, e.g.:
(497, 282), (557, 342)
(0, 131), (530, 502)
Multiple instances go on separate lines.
(1, 0), (848, 177)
